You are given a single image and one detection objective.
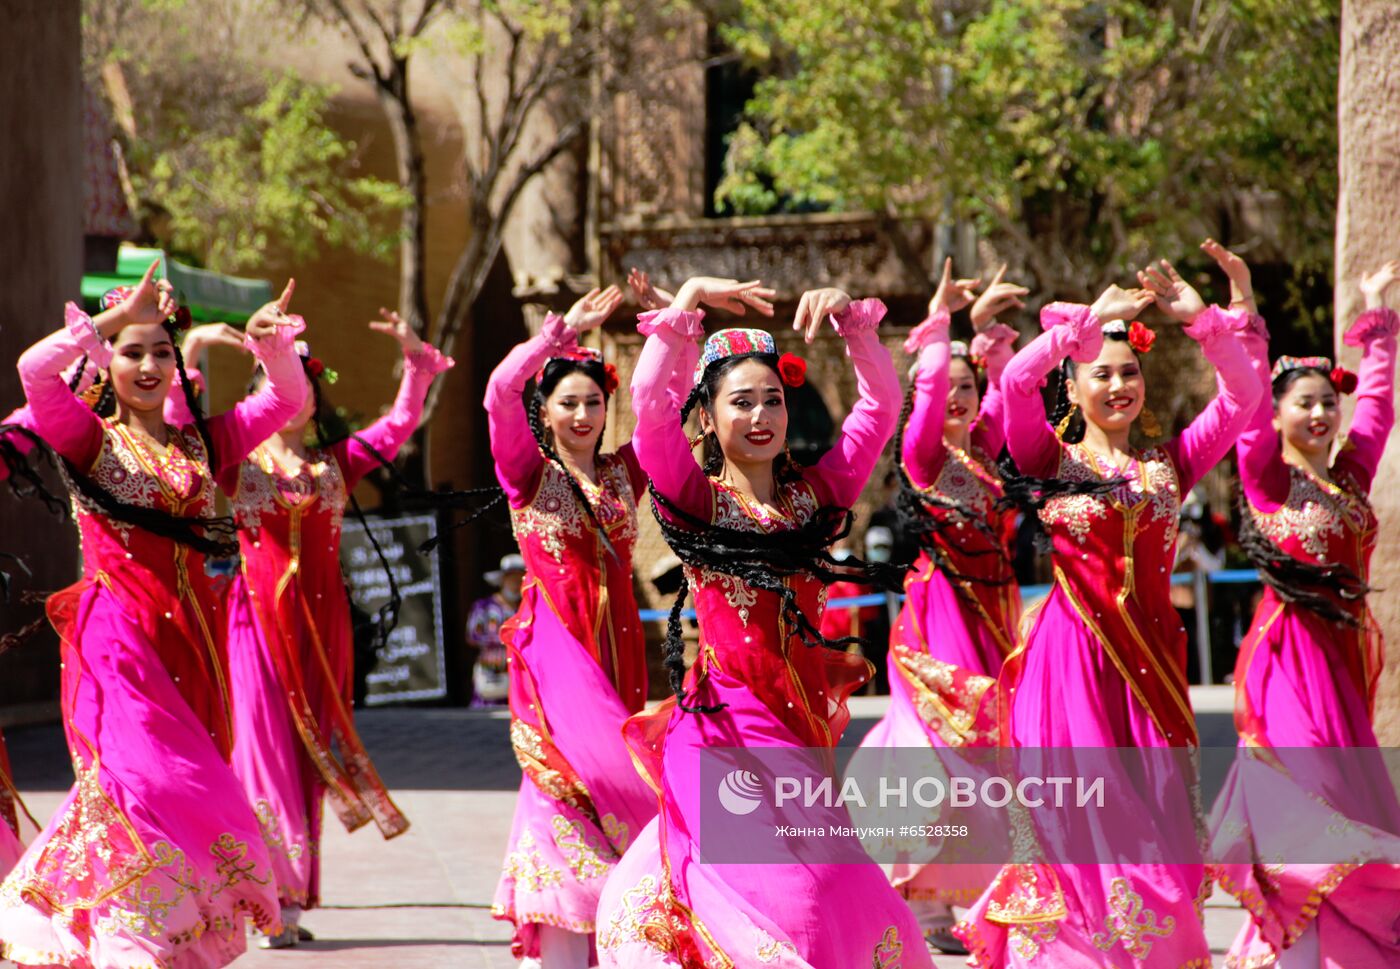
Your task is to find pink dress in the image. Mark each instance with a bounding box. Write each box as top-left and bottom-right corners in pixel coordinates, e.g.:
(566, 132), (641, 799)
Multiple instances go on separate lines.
(594, 302), (934, 969)
(956, 303), (1263, 968)
(0, 305), (305, 968)
(222, 343), (450, 913)
(860, 311), (1021, 908)
(485, 313), (659, 959)
(1210, 307), (1400, 967)
(0, 730), (31, 878)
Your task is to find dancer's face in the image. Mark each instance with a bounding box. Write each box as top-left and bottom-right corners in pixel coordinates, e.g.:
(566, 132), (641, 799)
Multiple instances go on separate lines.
(543, 372), (606, 454)
(110, 323), (176, 414)
(1273, 372), (1338, 459)
(943, 356), (981, 439)
(1066, 340), (1143, 434)
(701, 359), (788, 467)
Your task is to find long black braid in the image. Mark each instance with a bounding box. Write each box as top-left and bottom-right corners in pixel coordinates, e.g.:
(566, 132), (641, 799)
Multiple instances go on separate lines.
(0, 424), (66, 515)
(657, 352), (905, 714)
(1236, 494), (1369, 628)
(890, 386), (1012, 586)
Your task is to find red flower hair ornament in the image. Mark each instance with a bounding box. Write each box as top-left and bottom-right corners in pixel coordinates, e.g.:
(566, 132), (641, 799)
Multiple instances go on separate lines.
(1127, 320), (1156, 354)
(1330, 366), (1359, 395)
(777, 352), (807, 388)
(603, 362), (620, 395)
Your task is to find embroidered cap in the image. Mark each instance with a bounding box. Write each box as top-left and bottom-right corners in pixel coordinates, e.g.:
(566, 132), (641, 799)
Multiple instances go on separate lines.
(100, 286), (134, 311)
(1270, 355), (1333, 380)
(694, 328), (777, 383)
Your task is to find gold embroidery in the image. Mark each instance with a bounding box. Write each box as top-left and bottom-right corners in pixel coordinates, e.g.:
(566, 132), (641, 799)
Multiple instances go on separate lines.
(509, 454), (638, 563)
(1039, 444), (1179, 551)
(501, 831), (565, 894)
(1251, 466), (1373, 561)
(234, 445), (347, 535)
(1090, 877), (1177, 957)
(871, 925), (904, 967)
(1008, 920), (1059, 960)
(755, 930), (797, 963)
(253, 799), (306, 863)
(66, 423), (214, 545)
(550, 815), (614, 882)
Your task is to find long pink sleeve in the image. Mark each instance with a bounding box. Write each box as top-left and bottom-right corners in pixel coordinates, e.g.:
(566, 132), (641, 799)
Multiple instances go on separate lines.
(485, 314), (577, 506)
(206, 325), (308, 479)
(1334, 307), (1399, 492)
(1224, 308), (1290, 510)
(1000, 303), (1103, 477)
(334, 344), (453, 489)
(1162, 308), (1265, 492)
(970, 323), (1016, 457)
(15, 305), (111, 468)
(902, 309), (951, 489)
(162, 366), (204, 428)
(629, 308), (709, 518)
(807, 299), (901, 508)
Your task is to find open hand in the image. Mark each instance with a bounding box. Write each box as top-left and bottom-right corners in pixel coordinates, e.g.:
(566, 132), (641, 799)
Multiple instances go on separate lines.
(121, 258), (179, 327)
(246, 279), (299, 343)
(182, 323), (249, 357)
(627, 268), (674, 312)
(369, 307), (424, 353)
(673, 277), (776, 317)
(1200, 239), (1256, 314)
(565, 285), (625, 333)
(1360, 259), (1400, 310)
(1135, 261), (1205, 324)
(793, 287), (852, 343)
(1092, 282), (1156, 324)
(929, 257), (980, 316)
(969, 264), (1029, 331)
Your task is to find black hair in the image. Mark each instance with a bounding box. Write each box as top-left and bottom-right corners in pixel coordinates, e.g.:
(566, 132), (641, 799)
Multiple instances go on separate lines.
(995, 445), (1126, 552)
(654, 352), (902, 714)
(1271, 366), (1336, 405)
(526, 357), (620, 562)
(1047, 326), (1137, 445)
(1237, 493), (1369, 628)
(889, 388), (1012, 584)
(0, 424), (66, 516)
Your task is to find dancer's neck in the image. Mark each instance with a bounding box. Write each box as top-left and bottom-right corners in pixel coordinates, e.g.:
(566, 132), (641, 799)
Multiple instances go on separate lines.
(116, 405), (168, 447)
(1080, 421), (1133, 469)
(557, 443), (598, 486)
(1280, 441), (1332, 483)
(719, 458), (778, 508)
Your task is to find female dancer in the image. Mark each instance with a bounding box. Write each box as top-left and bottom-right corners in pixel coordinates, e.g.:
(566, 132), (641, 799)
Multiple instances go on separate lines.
(859, 259), (1024, 952)
(595, 276), (933, 968)
(486, 285), (659, 967)
(0, 263), (305, 967)
(956, 274), (1263, 967)
(223, 308), (450, 947)
(1198, 243), (1400, 967)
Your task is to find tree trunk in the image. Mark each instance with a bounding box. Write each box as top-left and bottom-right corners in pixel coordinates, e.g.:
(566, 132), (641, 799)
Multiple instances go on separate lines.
(375, 59), (430, 337)
(1336, 0), (1400, 743)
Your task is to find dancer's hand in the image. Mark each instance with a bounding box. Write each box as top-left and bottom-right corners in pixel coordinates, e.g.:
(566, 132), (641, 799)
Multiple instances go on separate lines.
(672, 277), (776, 317)
(1091, 282), (1156, 324)
(182, 323), (249, 358)
(565, 285), (625, 333)
(1135, 260), (1204, 324)
(369, 307), (424, 353)
(627, 268), (674, 311)
(1360, 260), (1400, 310)
(114, 258), (179, 330)
(928, 257), (980, 316)
(1199, 239), (1256, 315)
(969, 264), (1028, 331)
(246, 279), (298, 342)
(793, 287), (852, 343)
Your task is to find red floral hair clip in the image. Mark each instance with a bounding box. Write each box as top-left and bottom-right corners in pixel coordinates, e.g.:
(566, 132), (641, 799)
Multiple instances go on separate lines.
(603, 362), (620, 395)
(1330, 366), (1358, 395)
(1127, 320), (1156, 354)
(777, 352), (807, 387)
(170, 306), (193, 332)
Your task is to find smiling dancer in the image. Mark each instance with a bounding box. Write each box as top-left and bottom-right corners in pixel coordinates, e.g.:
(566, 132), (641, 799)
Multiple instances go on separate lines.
(1198, 242), (1400, 968)
(956, 271), (1263, 967)
(858, 259), (1024, 953)
(0, 264), (304, 967)
(595, 276), (933, 968)
(223, 307), (449, 947)
(486, 285), (660, 968)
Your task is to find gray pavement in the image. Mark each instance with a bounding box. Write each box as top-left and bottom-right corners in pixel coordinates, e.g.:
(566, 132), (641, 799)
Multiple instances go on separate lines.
(6, 694), (1249, 967)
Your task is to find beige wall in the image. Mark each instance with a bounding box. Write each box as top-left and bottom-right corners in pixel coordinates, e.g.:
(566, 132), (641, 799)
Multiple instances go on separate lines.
(0, 1), (84, 710)
(1337, 1), (1400, 742)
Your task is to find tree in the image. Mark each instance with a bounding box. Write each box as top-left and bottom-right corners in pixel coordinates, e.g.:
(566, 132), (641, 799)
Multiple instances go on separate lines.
(718, 0), (1340, 307)
(83, 0), (406, 273)
(287, 0), (695, 419)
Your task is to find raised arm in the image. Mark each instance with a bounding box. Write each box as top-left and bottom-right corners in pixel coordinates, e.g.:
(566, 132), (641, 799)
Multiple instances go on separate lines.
(15, 304), (111, 468)
(630, 308), (710, 517)
(484, 314), (574, 504)
(901, 308), (952, 488)
(1334, 306), (1399, 491)
(206, 311), (308, 476)
(809, 298), (901, 508)
(1000, 303), (1105, 476)
(1225, 308), (1289, 508)
(334, 310), (454, 488)
(1162, 308), (1264, 492)
(969, 323), (1017, 456)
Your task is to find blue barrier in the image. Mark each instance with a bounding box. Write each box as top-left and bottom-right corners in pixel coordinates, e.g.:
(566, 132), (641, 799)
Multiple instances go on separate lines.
(634, 568), (1262, 622)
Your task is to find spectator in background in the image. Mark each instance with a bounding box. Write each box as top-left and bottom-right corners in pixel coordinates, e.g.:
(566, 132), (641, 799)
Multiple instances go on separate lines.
(819, 538), (882, 674)
(869, 469), (919, 569)
(466, 553), (524, 707)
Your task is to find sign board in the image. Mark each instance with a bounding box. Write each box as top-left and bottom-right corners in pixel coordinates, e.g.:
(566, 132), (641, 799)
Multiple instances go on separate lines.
(339, 513), (447, 705)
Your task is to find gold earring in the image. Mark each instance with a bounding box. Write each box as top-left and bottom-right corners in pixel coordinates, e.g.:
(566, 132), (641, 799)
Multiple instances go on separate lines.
(1139, 406), (1163, 439)
(1055, 402), (1079, 439)
(689, 431), (706, 451)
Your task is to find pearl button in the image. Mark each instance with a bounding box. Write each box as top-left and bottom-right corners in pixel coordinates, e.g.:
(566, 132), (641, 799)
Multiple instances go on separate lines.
(164, 612), (172, 619)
